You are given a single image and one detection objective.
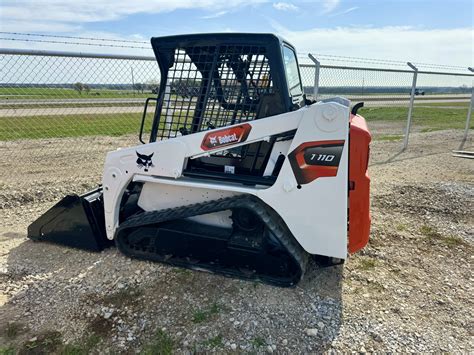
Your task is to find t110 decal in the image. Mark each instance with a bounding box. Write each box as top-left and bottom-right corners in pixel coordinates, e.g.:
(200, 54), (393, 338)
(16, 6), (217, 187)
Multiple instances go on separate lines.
(288, 140), (345, 185)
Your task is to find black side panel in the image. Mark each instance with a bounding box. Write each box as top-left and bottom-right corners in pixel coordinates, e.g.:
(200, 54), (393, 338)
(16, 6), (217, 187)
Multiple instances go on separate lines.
(27, 187), (112, 251)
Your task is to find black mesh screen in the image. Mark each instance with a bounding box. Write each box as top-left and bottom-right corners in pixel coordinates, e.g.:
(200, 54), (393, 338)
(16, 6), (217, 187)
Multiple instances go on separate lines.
(156, 45), (273, 139)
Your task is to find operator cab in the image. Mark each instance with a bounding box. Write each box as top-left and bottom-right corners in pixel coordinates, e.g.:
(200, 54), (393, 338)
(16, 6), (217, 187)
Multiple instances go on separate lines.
(142, 33), (306, 186)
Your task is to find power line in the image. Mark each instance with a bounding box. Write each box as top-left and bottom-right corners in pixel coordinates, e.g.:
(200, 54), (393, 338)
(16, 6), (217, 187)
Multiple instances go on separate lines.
(0, 31), (148, 44)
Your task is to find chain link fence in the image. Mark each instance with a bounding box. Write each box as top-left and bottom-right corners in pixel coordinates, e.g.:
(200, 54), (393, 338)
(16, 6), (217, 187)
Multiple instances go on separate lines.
(300, 59), (473, 163)
(0, 48), (472, 187)
(1, 50), (160, 144)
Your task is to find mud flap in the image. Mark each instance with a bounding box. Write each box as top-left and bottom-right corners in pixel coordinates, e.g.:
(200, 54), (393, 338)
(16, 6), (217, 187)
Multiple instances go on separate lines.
(27, 187), (113, 251)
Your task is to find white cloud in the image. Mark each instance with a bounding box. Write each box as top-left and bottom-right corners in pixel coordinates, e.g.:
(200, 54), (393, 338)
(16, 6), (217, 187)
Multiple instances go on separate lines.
(0, 20), (81, 33)
(130, 33), (146, 40)
(273, 2), (299, 11)
(329, 6), (358, 17)
(201, 11), (229, 19)
(0, 28), (154, 57)
(0, 0), (267, 32)
(321, 0), (340, 14)
(272, 23), (473, 67)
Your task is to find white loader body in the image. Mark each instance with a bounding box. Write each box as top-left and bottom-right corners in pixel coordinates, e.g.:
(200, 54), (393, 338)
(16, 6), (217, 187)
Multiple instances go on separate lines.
(103, 100), (350, 259)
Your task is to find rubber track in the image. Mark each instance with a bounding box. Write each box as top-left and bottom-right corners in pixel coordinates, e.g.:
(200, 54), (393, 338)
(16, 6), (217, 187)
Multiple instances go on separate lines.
(115, 195), (308, 286)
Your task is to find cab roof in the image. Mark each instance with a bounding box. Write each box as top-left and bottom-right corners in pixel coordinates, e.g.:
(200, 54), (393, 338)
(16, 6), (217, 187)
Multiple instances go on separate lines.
(150, 33), (295, 52)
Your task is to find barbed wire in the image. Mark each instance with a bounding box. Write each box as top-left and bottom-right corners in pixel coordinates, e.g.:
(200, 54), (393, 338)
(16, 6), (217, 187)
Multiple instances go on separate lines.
(300, 52), (407, 65)
(0, 32), (469, 70)
(300, 55), (408, 67)
(0, 31), (148, 44)
(410, 62), (471, 70)
(303, 52), (468, 70)
(0, 37), (150, 49)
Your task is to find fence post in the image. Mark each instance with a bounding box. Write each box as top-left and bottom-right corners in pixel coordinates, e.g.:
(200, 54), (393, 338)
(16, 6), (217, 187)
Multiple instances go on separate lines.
(459, 67), (474, 150)
(403, 62), (418, 151)
(308, 53), (320, 100)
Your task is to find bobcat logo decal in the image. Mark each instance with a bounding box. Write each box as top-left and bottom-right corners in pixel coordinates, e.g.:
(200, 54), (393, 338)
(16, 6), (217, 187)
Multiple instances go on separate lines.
(136, 151), (154, 172)
(209, 136), (217, 145)
(201, 123), (252, 151)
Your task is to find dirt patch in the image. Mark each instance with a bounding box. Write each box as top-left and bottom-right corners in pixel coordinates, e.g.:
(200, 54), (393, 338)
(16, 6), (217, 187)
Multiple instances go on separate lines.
(374, 182), (473, 243)
(0, 127), (473, 353)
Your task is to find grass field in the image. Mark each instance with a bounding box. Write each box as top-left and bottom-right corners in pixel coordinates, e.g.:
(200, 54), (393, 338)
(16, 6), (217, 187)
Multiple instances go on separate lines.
(0, 106), (471, 141)
(0, 87), (152, 100)
(0, 113), (147, 140)
(413, 101), (469, 107)
(360, 106), (471, 131)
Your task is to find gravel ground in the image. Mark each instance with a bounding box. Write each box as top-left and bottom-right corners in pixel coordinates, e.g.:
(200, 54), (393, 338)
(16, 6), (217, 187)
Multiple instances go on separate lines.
(0, 127), (473, 353)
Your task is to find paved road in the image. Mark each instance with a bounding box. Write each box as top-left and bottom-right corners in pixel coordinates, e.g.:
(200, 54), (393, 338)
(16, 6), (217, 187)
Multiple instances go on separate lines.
(0, 106), (156, 117)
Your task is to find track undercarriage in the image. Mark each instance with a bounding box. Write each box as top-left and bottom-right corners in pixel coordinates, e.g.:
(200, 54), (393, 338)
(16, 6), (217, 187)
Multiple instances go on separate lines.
(116, 195), (308, 287)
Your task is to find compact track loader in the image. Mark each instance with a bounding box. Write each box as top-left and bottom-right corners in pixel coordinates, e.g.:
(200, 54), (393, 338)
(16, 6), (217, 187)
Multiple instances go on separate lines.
(28, 34), (371, 287)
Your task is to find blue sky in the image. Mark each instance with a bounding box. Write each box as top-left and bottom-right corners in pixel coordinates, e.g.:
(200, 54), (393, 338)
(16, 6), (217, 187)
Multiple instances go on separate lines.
(90, 0), (472, 35)
(0, 0), (472, 66)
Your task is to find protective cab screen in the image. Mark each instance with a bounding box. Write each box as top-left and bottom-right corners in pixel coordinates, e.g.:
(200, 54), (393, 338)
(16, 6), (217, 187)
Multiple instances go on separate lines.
(156, 45), (274, 140)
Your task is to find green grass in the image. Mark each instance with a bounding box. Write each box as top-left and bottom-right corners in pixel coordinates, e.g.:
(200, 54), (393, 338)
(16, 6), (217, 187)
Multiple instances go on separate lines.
(0, 347), (15, 355)
(0, 87), (151, 100)
(375, 134), (404, 142)
(59, 335), (101, 355)
(396, 223), (408, 231)
(359, 106), (472, 131)
(3, 330), (102, 355)
(172, 268), (193, 276)
(0, 107), (191, 141)
(192, 303), (222, 324)
(251, 337), (266, 348)
(141, 330), (174, 355)
(442, 236), (466, 247)
(20, 330), (63, 353)
(202, 334), (223, 348)
(357, 257), (377, 270)
(420, 127), (439, 133)
(419, 225), (466, 247)
(101, 287), (143, 308)
(0, 105), (470, 142)
(419, 225), (442, 239)
(0, 113), (146, 140)
(2, 322), (25, 340)
(414, 101), (470, 107)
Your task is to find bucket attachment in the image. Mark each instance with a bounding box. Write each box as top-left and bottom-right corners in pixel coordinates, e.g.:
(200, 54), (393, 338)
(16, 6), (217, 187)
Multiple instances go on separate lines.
(27, 187), (112, 251)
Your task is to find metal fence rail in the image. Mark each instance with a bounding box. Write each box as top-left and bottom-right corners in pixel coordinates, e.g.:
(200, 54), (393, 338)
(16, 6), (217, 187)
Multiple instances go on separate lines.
(305, 56), (473, 151)
(0, 48), (472, 185)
